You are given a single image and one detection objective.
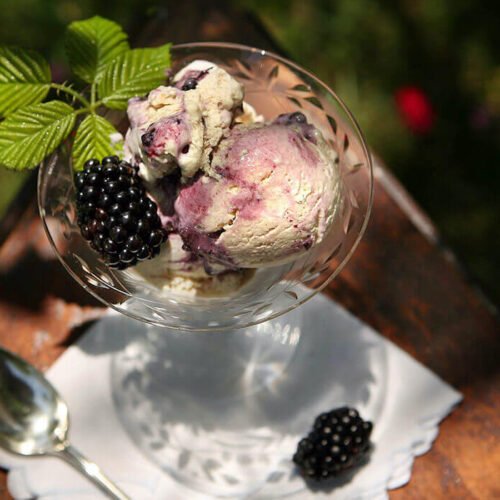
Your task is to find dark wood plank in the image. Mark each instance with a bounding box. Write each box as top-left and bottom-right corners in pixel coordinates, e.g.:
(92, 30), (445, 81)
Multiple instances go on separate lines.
(326, 166), (500, 499)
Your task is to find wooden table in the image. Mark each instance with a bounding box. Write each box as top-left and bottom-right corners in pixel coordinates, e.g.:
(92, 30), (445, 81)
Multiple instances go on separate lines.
(0, 2), (498, 498)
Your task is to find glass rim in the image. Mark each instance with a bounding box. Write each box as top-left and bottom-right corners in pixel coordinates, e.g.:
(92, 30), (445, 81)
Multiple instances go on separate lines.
(37, 42), (374, 331)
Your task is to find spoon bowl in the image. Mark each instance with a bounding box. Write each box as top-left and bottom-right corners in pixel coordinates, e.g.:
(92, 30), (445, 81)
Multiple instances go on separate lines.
(0, 348), (68, 456)
(0, 347), (128, 499)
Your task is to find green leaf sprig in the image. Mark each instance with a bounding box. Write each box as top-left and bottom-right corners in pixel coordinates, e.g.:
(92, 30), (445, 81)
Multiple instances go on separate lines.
(0, 16), (171, 171)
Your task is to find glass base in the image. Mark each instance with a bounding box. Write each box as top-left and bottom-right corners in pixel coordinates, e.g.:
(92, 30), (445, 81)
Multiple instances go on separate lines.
(111, 295), (387, 497)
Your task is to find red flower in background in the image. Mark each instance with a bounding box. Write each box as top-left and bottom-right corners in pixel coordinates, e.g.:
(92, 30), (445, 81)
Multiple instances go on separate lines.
(395, 86), (435, 134)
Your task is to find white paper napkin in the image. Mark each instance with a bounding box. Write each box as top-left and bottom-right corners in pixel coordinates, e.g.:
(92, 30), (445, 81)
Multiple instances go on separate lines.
(0, 292), (461, 499)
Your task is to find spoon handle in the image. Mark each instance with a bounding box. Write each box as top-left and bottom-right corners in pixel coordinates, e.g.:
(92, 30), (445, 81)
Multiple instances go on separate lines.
(54, 444), (130, 500)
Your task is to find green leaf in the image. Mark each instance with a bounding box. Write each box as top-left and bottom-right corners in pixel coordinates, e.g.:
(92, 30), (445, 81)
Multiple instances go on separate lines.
(0, 46), (51, 116)
(72, 114), (123, 171)
(65, 16), (129, 84)
(97, 44), (171, 109)
(0, 101), (75, 170)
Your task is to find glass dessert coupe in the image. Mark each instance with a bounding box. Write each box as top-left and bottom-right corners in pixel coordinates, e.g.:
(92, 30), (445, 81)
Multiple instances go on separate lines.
(38, 44), (374, 497)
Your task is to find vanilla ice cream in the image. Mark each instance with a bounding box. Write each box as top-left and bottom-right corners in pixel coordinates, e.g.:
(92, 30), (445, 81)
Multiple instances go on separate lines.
(124, 60), (345, 295)
(125, 60), (244, 182)
(125, 86), (204, 181)
(175, 120), (343, 268)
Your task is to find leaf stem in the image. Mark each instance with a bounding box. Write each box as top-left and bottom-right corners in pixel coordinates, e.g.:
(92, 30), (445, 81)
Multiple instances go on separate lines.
(50, 83), (91, 108)
(74, 108), (90, 117)
(70, 100), (105, 119)
(90, 83), (97, 107)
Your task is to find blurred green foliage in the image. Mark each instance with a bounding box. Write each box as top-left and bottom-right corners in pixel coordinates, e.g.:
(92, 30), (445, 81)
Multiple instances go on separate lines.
(0, 0), (498, 302)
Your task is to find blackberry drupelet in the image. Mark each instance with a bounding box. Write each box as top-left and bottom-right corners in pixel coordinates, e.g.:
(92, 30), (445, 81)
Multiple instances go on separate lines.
(293, 407), (372, 481)
(74, 156), (167, 270)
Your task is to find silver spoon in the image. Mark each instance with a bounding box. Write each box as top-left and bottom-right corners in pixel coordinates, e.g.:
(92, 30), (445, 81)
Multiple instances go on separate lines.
(0, 346), (129, 499)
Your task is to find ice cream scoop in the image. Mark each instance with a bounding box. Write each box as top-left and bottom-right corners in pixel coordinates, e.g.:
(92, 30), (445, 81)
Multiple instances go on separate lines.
(133, 233), (254, 296)
(125, 61), (345, 295)
(175, 117), (343, 268)
(126, 61), (244, 183)
(125, 86), (204, 181)
(173, 60), (244, 174)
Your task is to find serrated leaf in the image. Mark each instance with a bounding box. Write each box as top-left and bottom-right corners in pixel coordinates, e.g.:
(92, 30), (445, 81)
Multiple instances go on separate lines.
(0, 101), (75, 170)
(0, 46), (51, 116)
(72, 114), (123, 171)
(65, 16), (129, 83)
(97, 44), (171, 110)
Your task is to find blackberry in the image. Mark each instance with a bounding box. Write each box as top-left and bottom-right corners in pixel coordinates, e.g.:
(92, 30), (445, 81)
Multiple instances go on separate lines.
(293, 407), (372, 482)
(181, 78), (198, 91)
(74, 157), (167, 270)
(275, 111), (308, 126)
(288, 111), (307, 123)
(141, 129), (155, 147)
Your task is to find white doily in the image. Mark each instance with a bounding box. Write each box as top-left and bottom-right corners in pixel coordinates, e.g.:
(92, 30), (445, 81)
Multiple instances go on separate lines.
(0, 292), (461, 499)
